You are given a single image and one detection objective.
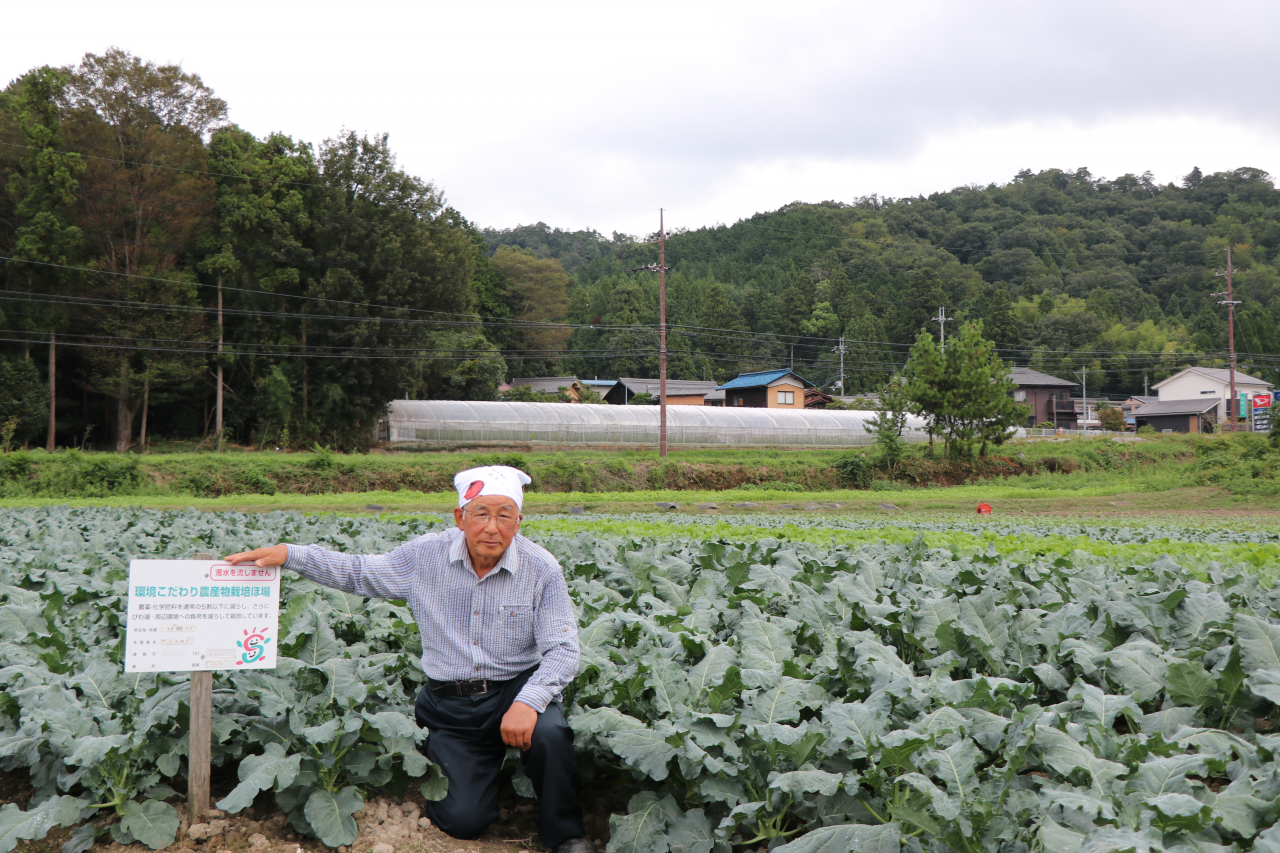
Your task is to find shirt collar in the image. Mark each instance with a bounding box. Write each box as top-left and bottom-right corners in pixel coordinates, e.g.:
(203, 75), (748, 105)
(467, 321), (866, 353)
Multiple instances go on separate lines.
(449, 528), (520, 576)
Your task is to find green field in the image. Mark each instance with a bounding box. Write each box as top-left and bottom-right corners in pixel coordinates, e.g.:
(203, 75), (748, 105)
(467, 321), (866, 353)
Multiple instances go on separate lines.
(3, 504), (1280, 853)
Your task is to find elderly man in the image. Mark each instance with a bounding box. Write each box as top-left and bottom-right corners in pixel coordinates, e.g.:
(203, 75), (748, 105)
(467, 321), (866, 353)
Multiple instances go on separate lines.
(225, 465), (591, 853)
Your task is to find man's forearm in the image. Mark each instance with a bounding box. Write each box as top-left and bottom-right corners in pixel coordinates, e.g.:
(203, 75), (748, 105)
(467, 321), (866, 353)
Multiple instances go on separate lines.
(284, 542), (416, 600)
(513, 641), (579, 712)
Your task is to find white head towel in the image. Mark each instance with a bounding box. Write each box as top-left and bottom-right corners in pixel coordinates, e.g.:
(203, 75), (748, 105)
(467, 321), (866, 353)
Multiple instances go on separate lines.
(453, 465), (533, 511)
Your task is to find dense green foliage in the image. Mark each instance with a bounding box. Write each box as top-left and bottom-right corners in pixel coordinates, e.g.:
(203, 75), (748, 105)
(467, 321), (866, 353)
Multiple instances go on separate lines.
(900, 322), (1027, 457)
(5, 48), (1280, 454)
(8, 432), (1280, 499)
(0, 51), (509, 452)
(3, 508), (1280, 853)
(488, 168), (1280, 398)
(0, 508), (452, 850)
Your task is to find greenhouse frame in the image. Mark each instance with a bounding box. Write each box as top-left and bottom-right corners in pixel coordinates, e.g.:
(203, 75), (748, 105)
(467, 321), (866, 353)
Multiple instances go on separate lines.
(378, 400), (934, 447)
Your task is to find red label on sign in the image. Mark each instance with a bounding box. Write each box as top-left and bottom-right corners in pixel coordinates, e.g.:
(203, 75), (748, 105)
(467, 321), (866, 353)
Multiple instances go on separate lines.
(1254, 394), (1272, 409)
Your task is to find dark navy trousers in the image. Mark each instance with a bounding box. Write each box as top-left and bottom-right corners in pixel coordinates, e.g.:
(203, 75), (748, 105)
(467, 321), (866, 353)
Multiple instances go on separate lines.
(415, 668), (584, 849)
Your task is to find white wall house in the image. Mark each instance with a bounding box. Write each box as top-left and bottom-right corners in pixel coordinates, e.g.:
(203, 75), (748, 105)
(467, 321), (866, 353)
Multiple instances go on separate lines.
(1152, 367), (1273, 424)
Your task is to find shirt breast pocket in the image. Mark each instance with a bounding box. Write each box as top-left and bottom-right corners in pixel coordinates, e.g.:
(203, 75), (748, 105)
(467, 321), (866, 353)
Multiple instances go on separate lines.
(499, 605), (534, 643)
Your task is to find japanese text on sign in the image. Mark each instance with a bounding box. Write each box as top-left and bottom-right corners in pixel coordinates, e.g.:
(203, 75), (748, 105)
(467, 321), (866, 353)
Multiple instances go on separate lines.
(126, 560), (279, 673)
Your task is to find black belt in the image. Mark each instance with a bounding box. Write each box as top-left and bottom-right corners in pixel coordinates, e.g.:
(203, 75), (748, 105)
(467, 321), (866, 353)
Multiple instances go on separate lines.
(429, 677), (503, 697)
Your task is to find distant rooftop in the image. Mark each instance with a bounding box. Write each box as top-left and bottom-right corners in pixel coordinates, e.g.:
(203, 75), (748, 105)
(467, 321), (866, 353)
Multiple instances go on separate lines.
(717, 369), (815, 391)
(509, 377), (579, 393)
(614, 378), (720, 396)
(1009, 367), (1078, 388)
(1133, 398), (1221, 417)
(1153, 367), (1272, 389)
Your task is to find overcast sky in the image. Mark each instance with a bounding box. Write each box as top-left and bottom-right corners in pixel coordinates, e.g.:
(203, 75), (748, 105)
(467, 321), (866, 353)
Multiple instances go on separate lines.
(6, 0), (1279, 236)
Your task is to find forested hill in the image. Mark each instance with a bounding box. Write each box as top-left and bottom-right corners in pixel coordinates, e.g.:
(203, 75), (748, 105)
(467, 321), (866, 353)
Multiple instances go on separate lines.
(2, 47), (1278, 453)
(484, 167), (1280, 396)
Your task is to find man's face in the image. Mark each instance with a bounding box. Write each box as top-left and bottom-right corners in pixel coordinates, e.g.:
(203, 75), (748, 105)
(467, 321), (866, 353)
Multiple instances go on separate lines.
(453, 495), (521, 563)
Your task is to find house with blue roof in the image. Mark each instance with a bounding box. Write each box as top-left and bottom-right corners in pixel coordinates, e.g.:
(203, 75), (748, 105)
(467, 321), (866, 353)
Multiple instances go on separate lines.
(716, 369), (814, 409)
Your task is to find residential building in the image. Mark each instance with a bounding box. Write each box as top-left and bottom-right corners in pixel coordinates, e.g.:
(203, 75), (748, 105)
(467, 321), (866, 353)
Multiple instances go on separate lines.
(1121, 396), (1157, 428)
(1008, 367), (1079, 429)
(716, 369), (813, 409)
(1151, 367), (1274, 426)
(503, 377), (584, 401)
(804, 387), (833, 409)
(602, 378), (720, 406)
(580, 379), (617, 398)
(1131, 399), (1220, 434)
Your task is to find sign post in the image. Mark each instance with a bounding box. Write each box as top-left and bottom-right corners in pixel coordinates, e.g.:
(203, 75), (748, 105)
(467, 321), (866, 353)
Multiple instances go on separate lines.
(126, 556), (280, 822)
(1253, 394), (1272, 433)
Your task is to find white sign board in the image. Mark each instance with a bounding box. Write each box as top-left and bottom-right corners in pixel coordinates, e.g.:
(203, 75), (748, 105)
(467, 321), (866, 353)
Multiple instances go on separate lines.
(126, 560), (280, 673)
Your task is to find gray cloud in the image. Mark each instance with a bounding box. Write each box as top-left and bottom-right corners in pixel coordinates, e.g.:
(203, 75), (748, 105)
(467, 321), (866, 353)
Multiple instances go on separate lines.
(5, 0), (1279, 234)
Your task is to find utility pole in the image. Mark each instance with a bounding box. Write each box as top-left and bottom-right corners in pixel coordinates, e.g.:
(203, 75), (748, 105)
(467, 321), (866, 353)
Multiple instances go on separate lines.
(1076, 368), (1088, 432)
(216, 275), (224, 452)
(935, 307), (952, 350)
(1143, 373), (1149, 397)
(628, 209), (671, 457)
(1214, 246), (1241, 432)
(659, 209), (667, 457)
(46, 332), (56, 451)
(832, 337), (846, 397)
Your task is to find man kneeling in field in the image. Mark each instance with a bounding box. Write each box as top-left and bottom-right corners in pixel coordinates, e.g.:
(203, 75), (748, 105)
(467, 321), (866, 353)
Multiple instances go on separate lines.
(225, 465), (592, 853)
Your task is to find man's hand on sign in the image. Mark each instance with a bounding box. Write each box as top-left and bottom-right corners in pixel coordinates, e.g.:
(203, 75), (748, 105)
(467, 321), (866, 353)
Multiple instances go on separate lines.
(223, 545), (289, 567)
(501, 701), (538, 750)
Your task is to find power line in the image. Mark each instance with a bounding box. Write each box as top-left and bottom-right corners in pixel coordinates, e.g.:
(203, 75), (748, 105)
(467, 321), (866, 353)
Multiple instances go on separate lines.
(0, 256), (604, 330)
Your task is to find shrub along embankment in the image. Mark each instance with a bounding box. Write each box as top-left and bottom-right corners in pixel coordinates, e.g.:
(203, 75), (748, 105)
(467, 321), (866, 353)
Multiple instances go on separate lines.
(0, 433), (1266, 499)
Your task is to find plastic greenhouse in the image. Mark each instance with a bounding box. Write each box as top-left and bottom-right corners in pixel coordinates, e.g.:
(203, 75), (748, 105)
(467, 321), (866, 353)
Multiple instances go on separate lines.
(378, 400), (932, 447)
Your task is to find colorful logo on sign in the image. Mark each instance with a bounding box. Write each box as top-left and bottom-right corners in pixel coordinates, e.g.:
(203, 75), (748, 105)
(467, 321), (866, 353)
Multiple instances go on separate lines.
(1254, 394), (1272, 409)
(235, 626), (272, 665)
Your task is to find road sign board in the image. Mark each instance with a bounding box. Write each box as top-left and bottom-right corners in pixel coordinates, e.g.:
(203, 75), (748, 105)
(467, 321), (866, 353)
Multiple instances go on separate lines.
(1253, 395), (1272, 433)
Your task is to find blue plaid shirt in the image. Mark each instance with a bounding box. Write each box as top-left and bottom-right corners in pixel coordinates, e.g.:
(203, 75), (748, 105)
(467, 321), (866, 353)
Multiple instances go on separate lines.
(284, 527), (579, 712)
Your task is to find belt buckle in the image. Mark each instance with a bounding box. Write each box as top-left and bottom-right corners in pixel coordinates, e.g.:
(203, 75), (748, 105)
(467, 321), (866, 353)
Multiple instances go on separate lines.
(462, 679), (488, 696)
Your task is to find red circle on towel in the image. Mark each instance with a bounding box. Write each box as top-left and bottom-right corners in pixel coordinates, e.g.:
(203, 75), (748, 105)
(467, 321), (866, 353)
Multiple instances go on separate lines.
(464, 480), (485, 500)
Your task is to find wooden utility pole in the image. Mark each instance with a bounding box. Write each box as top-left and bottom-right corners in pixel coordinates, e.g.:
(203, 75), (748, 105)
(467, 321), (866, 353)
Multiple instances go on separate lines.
(832, 337), (846, 396)
(46, 332), (56, 451)
(1215, 247), (1241, 431)
(659, 209), (667, 458)
(628, 211), (672, 457)
(216, 276), (224, 452)
(189, 553), (215, 821)
(1077, 369), (1087, 432)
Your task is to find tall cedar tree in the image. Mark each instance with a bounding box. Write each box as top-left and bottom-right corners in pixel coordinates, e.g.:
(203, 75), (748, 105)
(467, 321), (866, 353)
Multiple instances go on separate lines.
(305, 131), (501, 447)
(62, 49), (222, 450)
(204, 126), (314, 444)
(4, 67), (84, 449)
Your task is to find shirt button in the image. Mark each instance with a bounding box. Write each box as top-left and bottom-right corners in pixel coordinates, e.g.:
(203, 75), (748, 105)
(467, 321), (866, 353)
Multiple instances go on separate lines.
(475, 665), (481, 670)
(474, 611), (479, 615)
(473, 641), (478, 645)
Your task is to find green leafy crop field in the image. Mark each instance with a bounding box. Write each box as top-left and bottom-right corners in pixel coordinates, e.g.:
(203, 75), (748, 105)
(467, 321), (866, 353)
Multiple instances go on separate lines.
(2, 507), (1280, 853)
